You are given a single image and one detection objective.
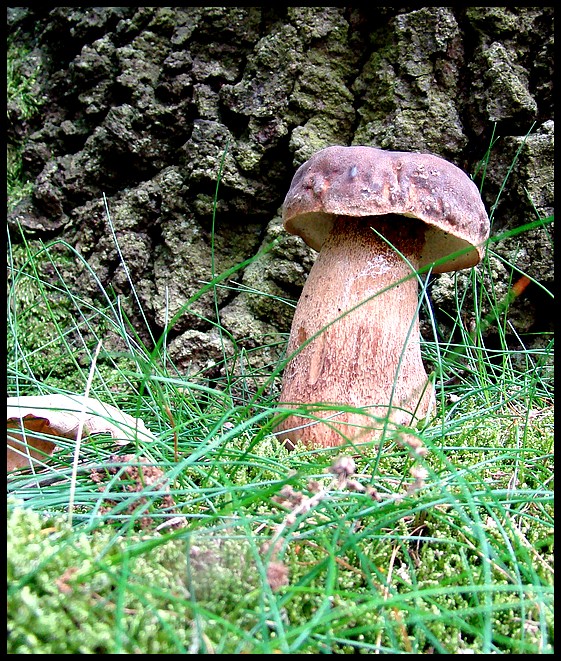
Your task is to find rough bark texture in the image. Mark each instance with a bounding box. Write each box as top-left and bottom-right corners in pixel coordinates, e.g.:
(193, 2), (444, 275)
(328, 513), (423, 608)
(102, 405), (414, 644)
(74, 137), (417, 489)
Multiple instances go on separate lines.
(7, 7), (554, 386)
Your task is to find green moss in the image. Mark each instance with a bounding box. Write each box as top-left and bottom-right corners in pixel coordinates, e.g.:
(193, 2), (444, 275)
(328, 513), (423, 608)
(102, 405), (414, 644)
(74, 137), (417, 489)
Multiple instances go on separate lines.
(7, 38), (44, 210)
(7, 501), (269, 654)
(275, 492), (552, 653)
(7, 39), (43, 121)
(7, 240), (147, 397)
(7, 399), (554, 654)
(7, 144), (34, 210)
(8, 242), (89, 392)
(430, 405), (554, 486)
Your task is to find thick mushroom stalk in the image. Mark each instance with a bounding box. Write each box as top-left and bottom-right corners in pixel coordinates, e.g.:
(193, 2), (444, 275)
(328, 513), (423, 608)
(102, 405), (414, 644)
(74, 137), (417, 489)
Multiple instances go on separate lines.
(274, 145), (490, 449)
(275, 215), (434, 448)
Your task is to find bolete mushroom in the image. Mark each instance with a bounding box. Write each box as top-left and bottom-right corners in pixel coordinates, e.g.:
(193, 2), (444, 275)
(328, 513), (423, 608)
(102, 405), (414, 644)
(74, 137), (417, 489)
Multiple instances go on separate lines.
(274, 145), (490, 448)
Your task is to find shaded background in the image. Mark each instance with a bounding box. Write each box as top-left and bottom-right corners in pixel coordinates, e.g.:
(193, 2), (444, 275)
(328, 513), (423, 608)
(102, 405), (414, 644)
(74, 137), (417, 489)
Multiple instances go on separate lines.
(7, 6), (554, 386)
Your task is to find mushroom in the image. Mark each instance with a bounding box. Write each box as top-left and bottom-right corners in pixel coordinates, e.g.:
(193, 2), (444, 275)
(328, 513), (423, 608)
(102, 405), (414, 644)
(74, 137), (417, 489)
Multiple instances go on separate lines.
(274, 145), (490, 448)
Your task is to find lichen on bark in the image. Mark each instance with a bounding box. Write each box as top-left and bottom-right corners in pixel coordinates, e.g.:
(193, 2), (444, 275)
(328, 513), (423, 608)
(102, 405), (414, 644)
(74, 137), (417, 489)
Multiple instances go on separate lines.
(6, 6), (553, 384)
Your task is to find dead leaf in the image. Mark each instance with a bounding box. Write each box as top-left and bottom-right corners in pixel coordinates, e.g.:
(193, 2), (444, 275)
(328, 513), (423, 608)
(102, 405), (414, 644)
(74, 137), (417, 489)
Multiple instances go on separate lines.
(7, 394), (156, 472)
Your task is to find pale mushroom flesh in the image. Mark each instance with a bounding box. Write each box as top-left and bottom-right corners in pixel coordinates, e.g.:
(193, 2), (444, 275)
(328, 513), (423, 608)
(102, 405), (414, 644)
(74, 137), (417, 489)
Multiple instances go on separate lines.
(275, 215), (434, 448)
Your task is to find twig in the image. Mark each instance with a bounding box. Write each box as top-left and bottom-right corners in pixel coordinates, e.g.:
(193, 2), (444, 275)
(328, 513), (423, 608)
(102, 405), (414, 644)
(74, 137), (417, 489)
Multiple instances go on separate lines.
(163, 404), (178, 462)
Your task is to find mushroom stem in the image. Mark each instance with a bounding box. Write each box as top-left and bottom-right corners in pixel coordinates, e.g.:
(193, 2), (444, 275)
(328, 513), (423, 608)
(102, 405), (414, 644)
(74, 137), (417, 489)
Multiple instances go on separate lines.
(275, 215), (434, 448)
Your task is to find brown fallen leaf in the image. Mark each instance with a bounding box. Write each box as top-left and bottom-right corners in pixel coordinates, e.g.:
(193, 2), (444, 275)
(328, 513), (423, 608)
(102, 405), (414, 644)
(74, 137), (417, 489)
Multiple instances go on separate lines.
(7, 394), (156, 472)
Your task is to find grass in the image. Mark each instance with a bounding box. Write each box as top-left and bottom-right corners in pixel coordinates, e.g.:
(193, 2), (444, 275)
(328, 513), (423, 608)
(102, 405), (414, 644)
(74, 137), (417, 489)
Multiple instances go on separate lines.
(6, 135), (554, 653)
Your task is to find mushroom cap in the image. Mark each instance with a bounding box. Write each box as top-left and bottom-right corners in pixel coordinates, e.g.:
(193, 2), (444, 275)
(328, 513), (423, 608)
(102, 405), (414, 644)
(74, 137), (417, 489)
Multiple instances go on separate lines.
(283, 146), (490, 272)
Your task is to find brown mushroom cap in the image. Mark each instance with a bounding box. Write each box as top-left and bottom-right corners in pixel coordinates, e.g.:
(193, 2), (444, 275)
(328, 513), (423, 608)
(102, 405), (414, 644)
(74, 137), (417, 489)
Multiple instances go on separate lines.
(283, 146), (490, 273)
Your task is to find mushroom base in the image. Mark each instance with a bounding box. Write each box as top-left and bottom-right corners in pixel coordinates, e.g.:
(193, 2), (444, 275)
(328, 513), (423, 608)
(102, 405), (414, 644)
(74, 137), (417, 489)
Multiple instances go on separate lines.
(275, 216), (435, 449)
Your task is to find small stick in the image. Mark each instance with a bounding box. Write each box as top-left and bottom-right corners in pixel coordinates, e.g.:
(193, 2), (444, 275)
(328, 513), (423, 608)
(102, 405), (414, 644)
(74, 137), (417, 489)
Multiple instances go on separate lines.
(164, 404), (178, 462)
